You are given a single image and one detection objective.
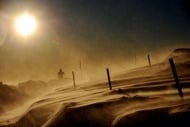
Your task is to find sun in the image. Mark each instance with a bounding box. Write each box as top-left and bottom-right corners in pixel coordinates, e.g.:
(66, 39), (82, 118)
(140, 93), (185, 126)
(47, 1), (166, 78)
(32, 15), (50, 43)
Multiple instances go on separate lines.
(15, 13), (37, 37)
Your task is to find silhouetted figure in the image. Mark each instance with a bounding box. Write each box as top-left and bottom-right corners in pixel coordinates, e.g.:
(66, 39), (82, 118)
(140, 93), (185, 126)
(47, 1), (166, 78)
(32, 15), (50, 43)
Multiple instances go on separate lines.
(57, 69), (64, 79)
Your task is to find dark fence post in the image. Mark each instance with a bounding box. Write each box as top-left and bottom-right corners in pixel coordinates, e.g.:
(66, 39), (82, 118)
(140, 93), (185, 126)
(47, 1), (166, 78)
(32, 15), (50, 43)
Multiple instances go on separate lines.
(72, 71), (76, 88)
(147, 54), (151, 67)
(106, 68), (112, 90)
(169, 58), (183, 98)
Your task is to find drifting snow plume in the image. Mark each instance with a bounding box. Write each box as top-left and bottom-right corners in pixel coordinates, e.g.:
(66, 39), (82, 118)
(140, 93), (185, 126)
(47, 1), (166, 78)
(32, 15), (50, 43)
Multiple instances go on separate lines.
(1, 48), (190, 127)
(0, 82), (26, 113)
(18, 80), (51, 97)
(167, 48), (190, 63)
(171, 48), (190, 56)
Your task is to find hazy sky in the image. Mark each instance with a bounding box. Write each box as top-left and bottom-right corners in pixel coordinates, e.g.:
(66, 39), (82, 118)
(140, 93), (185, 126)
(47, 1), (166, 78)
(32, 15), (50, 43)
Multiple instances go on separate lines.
(0, 0), (190, 83)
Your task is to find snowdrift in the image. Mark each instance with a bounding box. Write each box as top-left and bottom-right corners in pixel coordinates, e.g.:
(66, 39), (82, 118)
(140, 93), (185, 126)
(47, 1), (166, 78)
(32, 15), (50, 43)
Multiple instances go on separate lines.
(0, 48), (190, 127)
(0, 82), (26, 113)
(18, 80), (50, 97)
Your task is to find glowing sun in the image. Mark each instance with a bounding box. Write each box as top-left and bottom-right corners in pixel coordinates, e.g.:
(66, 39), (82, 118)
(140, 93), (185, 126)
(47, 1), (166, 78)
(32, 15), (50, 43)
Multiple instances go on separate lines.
(15, 13), (37, 36)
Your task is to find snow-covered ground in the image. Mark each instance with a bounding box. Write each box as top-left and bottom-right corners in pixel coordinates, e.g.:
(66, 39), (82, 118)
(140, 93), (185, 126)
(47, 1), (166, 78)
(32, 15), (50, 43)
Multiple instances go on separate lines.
(0, 48), (190, 127)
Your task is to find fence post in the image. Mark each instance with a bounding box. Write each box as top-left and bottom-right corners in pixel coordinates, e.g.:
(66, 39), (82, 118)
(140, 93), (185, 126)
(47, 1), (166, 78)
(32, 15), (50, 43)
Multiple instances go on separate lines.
(72, 71), (76, 88)
(169, 58), (183, 98)
(106, 68), (112, 90)
(147, 54), (151, 67)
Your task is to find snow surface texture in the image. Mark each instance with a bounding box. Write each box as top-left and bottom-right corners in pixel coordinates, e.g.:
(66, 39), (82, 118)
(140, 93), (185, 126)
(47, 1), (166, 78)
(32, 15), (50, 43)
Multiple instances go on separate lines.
(0, 48), (190, 127)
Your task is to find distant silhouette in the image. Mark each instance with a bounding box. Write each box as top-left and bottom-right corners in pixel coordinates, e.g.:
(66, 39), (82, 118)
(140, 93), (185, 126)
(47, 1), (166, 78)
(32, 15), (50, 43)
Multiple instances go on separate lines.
(57, 69), (64, 79)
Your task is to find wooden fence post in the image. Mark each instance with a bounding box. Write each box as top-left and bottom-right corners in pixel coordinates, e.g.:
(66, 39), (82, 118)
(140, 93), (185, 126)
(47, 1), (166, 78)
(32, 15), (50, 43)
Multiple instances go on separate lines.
(106, 68), (112, 90)
(169, 58), (183, 98)
(72, 71), (76, 88)
(147, 54), (151, 67)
